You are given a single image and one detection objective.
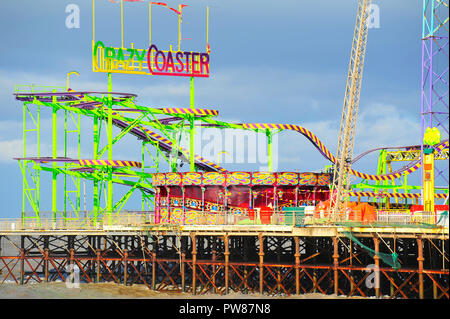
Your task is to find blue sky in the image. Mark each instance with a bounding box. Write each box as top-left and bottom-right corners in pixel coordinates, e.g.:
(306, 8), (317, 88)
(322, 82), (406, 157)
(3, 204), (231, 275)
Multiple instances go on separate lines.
(0, 0), (437, 217)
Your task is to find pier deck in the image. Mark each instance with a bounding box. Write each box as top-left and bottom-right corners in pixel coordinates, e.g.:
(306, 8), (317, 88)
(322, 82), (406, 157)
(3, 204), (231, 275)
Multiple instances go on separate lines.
(1, 224), (448, 239)
(1, 220), (448, 299)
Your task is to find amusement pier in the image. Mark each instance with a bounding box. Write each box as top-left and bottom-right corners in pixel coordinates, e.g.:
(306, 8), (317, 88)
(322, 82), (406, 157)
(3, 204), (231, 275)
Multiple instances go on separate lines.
(0, 0), (448, 299)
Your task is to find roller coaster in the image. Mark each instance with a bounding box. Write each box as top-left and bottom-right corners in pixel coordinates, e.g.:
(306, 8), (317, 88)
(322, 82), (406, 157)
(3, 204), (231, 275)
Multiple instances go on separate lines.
(13, 87), (449, 223)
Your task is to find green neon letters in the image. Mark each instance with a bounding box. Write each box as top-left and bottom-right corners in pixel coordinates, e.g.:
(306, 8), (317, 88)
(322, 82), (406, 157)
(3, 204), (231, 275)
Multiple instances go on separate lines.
(93, 40), (148, 62)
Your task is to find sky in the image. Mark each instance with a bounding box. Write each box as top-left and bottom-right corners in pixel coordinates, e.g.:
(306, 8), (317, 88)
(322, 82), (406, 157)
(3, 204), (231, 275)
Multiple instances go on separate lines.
(0, 0), (439, 218)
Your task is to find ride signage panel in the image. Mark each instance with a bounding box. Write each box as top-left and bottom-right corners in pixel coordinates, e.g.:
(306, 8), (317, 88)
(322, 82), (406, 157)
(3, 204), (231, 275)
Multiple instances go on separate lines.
(92, 41), (210, 77)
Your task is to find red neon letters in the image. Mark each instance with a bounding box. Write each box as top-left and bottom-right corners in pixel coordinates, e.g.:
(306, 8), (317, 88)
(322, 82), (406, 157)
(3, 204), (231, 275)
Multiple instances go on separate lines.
(147, 44), (210, 77)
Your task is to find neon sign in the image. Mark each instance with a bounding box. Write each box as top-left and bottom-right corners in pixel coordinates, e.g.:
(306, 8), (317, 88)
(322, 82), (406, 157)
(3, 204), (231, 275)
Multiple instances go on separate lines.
(147, 44), (209, 77)
(92, 2), (211, 78)
(92, 41), (210, 77)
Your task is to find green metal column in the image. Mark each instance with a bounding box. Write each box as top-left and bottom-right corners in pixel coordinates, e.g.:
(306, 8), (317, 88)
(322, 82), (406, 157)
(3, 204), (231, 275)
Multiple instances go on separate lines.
(77, 114), (81, 212)
(142, 141), (145, 212)
(93, 114), (100, 224)
(52, 93), (58, 222)
(403, 172), (409, 206)
(63, 111), (82, 218)
(21, 102), (41, 221)
(170, 130), (178, 173)
(376, 149), (387, 205)
(37, 104), (40, 215)
(376, 149), (386, 177)
(190, 77), (195, 172)
(107, 72), (113, 223)
(266, 129), (273, 172)
(64, 110), (67, 215)
(22, 103), (26, 221)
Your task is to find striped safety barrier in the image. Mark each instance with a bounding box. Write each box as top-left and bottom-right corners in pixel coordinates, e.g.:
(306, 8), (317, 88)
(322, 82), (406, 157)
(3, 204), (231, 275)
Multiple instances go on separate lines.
(78, 159), (142, 168)
(161, 108), (219, 116)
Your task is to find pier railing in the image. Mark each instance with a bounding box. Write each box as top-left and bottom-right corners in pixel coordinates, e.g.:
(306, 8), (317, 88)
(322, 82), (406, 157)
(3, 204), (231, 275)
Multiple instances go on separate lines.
(0, 210), (445, 231)
(0, 211), (156, 231)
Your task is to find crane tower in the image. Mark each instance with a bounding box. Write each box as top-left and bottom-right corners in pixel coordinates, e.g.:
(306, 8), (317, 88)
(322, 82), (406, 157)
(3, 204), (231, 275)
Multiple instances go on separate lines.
(329, 0), (372, 221)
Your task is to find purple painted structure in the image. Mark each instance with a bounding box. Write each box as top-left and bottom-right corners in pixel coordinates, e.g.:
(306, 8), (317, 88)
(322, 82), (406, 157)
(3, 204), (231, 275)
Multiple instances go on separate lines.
(420, 0), (449, 195)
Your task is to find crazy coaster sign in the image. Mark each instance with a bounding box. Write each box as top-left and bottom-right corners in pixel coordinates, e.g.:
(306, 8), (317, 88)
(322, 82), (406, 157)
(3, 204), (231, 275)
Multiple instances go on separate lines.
(92, 2), (210, 78)
(148, 44), (209, 77)
(93, 41), (210, 78)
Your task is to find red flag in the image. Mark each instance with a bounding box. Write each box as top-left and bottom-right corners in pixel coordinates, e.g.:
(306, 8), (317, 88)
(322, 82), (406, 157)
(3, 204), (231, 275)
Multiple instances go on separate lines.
(150, 2), (188, 15)
(108, 1), (188, 15)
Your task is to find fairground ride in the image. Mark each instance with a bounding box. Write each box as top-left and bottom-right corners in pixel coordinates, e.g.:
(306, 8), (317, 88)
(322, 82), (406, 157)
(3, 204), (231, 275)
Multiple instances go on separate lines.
(12, 0), (449, 227)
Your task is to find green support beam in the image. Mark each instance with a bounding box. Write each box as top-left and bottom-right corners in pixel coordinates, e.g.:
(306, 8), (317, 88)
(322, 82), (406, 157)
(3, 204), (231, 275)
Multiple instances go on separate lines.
(52, 93), (58, 222)
(190, 77), (195, 172)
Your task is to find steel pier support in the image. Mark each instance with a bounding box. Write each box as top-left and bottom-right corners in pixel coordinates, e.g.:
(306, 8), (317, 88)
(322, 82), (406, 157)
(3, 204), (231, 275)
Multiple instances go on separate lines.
(0, 232), (448, 299)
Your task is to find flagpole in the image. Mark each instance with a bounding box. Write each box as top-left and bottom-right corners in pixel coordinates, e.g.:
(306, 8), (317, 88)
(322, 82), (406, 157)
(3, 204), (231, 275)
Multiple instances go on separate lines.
(121, 0), (124, 48)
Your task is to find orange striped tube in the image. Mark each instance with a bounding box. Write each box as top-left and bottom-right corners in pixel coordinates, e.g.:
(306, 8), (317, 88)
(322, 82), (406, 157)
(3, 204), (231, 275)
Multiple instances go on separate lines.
(161, 108), (219, 116)
(242, 123), (445, 181)
(78, 159), (142, 168)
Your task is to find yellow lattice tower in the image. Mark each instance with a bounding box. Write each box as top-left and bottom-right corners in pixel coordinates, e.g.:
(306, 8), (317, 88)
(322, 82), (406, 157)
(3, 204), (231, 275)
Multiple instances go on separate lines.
(329, 0), (372, 222)
(422, 127), (442, 213)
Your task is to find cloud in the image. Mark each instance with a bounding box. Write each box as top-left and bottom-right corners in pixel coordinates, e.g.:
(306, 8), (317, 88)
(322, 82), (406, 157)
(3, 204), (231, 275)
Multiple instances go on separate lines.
(271, 102), (421, 173)
(0, 139), (23, 163)
(355, 102), (421, 152)
(191, 66), (345, 122)
(0, 117), (94, 163)
(1, 65), (344, 127)
(0, 137), (91, 164)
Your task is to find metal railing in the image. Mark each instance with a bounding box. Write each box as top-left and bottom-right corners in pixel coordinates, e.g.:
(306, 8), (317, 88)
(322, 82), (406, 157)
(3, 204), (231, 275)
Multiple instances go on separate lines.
(376, 210), (437, 225)
(376, 211), (415, 224)
(0, 212), (156, 231)
(163, 211), (294, 226)
(15, 84), (66, 93)
(0, 209), (446, 232)
(0, 211), (293, 231)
